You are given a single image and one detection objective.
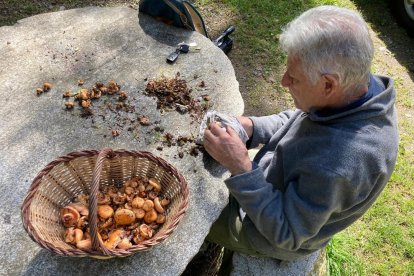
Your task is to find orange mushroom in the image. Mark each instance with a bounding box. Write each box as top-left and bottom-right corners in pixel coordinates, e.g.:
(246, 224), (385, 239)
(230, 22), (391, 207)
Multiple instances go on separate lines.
(117, 238), (133, 250)
(131, 197), (145, 209)
(138, 224), (153, 240)
(132, 208), (145, 219)
(153, 197), (164, 213)
(156, 214), (166, 224)
(103, 229), (124, 249)
(60, 205), (80, 227)
(114, 208), (136, 225)
(98, 205), (114, 219)
(76, 238), (92, 250)
(69, 202), (89, 217)
(144, 209), (157, 224)
(148, 178), (161, 192)
(142, 200), (154, 212)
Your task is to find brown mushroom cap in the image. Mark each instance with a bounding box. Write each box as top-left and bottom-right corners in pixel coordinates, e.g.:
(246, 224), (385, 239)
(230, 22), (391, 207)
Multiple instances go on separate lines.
(156, 214), (166, 224)
(144, 209), (158, 224)
(117, 237), (133, 250)
(138, 184), (145, 192)
(69, 202), (89, 217)
(124, 186), (135, 195)
(103, 229), (124, 249)
(98, 205), (114, 219)
(132, 208), (145, 219)
(142, 200), (154, 212)
(97, 192), (111, 205)
(131, 197), (145, 209)
(148, 178), (161, 192)
(138, 224), (153, 239)
(114, 208), (136, 225)
(60, 206), (80, 227)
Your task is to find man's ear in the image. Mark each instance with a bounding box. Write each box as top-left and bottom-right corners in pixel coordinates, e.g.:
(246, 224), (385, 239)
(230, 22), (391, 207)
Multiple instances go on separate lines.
(322, 74), (338, 97)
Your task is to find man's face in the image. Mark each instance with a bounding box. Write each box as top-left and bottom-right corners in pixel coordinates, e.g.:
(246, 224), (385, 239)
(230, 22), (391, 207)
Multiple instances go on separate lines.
(281, 56), (326, 112)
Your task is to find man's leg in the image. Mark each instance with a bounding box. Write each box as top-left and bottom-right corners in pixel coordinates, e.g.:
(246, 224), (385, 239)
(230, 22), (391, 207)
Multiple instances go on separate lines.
(206, 195), (262, 256)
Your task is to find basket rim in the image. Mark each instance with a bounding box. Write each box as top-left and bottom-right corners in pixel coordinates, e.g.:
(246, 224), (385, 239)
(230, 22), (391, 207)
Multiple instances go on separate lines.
(21, 148), (189, 257)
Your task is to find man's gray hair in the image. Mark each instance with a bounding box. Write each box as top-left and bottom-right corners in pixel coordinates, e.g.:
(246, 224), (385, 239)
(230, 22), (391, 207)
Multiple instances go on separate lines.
(279, 5), (373, 89)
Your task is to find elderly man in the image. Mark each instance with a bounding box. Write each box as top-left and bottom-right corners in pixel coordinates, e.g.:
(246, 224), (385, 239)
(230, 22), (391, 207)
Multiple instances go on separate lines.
(203, 5), (399, 262)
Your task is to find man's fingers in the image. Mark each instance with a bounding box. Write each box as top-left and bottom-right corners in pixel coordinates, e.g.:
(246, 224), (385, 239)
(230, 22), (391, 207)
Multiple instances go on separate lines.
(225, 125), (239, 139)
(208, 122), (227, 136)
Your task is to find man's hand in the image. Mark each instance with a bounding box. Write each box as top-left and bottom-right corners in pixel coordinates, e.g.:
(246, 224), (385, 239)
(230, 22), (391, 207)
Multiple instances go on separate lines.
(203, 122), (252, 175)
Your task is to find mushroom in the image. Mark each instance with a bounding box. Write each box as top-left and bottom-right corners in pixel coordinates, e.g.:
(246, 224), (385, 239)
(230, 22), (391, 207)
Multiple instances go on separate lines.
(43, 82), (52, 91)
(132, 208), (145, 219)
(64, 102), (74, 109)
(138, 183), (145, 193)
(97, 192), (111, 205)
(74, 228), (84, 244)
(69, 202), (89, 217)
(114, 208), (136, 225)
(153, 197), (164, 213)
(103, 229), (124, 249)
(148, 191), (158, 200)
(98, 217), (114, 231)
(112, 193), (127, 205)
(142, 200), (154, 212)
(77, 215), (89, 229)
(124, 179), (138, 188)
(75, 194), (89, 205)
(117, 237), (133, 250)
(81, 99), (91, 108)
(131, 197), (145, 209)
(138, 224), (153, 240)
(124, 202), (133, 210)
(156, 214), (166, 224)
(76, 238), (92, 250)
(107, 187), (119, 198)
(124, 186), (135, 196)
(100, 86), (108, 94)
(78, 88), (90, 100)
(133, 233), (144, 244)
(60, 205), (80, 227)
(127, 222), (140, 230)
(64, 227), (76, 244)
(148, 178), (161, 192)
(144, 209), (158, 224)
(98, 205), (114, 219)
(161, 197), (170, 206)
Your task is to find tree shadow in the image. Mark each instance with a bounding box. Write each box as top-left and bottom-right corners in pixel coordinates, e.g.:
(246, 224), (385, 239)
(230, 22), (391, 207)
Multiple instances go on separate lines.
(352, 0), (414, 81)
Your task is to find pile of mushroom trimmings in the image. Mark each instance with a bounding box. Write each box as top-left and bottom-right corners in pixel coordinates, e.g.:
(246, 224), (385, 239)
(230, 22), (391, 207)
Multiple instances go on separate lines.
(60, 176), (170, 250)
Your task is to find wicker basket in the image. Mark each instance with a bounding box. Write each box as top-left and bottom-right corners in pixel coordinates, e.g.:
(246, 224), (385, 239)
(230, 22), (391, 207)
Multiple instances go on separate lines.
(21, 147), (189, 258)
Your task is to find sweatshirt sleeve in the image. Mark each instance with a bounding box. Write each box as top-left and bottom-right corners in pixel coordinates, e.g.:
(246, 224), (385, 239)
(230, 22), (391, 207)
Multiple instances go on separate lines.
(225, 164), (349, 251)
(249, 110), (298, 148)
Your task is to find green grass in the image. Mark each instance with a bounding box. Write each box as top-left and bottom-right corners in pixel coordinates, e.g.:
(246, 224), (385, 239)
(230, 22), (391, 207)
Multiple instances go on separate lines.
(326, 233), (365, 275)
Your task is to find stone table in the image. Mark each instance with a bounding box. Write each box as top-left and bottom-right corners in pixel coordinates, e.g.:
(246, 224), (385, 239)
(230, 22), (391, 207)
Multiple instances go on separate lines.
(0, 6), (243, 275)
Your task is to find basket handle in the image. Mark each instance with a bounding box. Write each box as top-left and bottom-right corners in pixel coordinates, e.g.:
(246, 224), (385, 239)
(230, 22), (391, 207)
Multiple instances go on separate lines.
(89, 147), (115, 255)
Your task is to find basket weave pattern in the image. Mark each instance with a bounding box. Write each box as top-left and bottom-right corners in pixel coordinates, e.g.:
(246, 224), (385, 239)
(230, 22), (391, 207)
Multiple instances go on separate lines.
(21, 148), (189, 258)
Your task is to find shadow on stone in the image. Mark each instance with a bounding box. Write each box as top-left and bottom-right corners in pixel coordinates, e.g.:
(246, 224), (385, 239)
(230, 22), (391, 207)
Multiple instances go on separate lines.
(138, 12), (192, 48)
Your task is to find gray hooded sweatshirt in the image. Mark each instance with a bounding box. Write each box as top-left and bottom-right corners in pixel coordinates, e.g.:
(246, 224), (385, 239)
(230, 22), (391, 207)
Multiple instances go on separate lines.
(225, 75), (399, 260)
